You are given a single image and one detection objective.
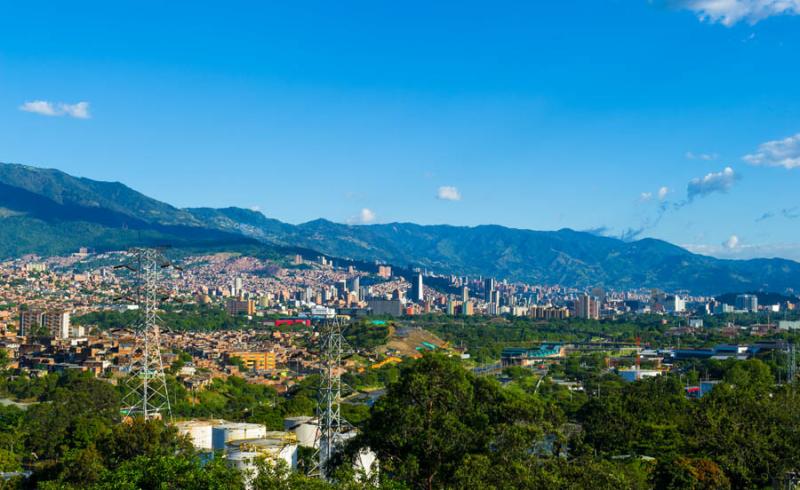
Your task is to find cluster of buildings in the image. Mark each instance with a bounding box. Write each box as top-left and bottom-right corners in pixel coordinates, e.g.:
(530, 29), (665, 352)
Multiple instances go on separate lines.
(1, 249), (798, 389)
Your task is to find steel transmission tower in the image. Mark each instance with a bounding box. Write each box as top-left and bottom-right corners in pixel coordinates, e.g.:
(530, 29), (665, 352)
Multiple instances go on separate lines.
(313, 315), (352, 480)
(119, 248), (173, 421)
(788, 342), (797, 387)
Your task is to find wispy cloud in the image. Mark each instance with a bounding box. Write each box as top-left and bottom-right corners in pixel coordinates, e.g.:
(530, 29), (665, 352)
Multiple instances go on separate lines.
(744, 132), (800, 169)
(627, 170), (737, 240)
(583, 226), (612, 236)
(619, 227), (646, 241)
(679, 0), (800, 26)
(685, 151), (718, 161)
(687, 166), (738, 201)
(19, 100), (91, 119)
(348, 208), (376, 225)
(785, 206), (800, 219)
(755, 206), (799, 222)
(756, 211), (775, 222)
(436, 186), (462, 201)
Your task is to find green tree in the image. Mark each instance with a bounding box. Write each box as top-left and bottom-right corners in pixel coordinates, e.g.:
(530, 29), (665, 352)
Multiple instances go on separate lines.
(357, 353), (547, 490)
(94, 453), (243, 490)
(100, 418), (193, 468)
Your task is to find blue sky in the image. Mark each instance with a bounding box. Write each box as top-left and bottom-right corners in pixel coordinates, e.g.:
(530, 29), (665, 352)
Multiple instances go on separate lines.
(1, 1), (800, 259)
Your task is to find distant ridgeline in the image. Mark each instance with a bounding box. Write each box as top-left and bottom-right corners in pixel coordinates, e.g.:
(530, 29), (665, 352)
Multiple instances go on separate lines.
(3, 161), (800, 294)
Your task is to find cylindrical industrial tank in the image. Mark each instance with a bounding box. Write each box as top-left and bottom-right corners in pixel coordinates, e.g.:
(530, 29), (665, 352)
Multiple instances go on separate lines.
(226, 450), (261, 476)
(284, 416), (317, 448)
(174, 420), (215, 451)
(212, 422), (267, 450)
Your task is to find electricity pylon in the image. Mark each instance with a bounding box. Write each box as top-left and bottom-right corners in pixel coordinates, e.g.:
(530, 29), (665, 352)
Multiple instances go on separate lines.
(118, 248), (173, 422)
(312, 315), (352, 480)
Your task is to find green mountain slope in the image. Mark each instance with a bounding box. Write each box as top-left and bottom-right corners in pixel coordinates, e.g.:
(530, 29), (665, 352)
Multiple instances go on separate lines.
(192, 212), (800, 294)
(0, 162), (259, 257)
(2, 161), (799, 294)
(0, 163), (201, 226)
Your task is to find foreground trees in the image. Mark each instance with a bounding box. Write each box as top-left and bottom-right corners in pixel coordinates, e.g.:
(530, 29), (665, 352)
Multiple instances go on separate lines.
(355, 354), (650, 489)
(0, 354), (798, 488)
(353, 354), (800, 490)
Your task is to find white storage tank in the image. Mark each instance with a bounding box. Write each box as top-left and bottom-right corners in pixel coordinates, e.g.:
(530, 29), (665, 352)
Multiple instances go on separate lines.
(175, 420), (217, 451)
(284, 416), (317, 448)
(212, 422), (267, 450)
(226, 449), (262, 485)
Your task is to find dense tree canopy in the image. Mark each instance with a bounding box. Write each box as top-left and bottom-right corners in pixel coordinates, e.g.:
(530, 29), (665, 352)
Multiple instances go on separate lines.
(0, 349), (798, 489)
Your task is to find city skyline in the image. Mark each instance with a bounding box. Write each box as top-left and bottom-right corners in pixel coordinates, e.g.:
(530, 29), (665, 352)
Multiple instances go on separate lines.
(2, 1), (800, 261)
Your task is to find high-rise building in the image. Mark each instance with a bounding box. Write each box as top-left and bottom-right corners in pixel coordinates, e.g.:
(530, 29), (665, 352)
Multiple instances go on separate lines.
(349, 276), (361, 300)
(337, 280), (348, 299)
(377, 265), (392, 279)
(484, 278), (496, 302)
(226, 299), (255, 316)
(410, 273), (424, 303)
(735, 294), (758, 312)
(19, 309), (71, 338)
(665, 295), (686, 313)
(368, 299), (404, 317)
(575, 293), (599, 320)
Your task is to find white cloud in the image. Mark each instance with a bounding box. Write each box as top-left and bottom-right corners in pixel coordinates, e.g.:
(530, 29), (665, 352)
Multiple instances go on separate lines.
(19, 100), (91, 119)
(436, 186), (462, 201)
(348, 208), (376, 225)
(681, 0), (800, 26)
(639, 186), (668, 203)
(60, 102), (90, 119)
(685, 151), (718, 161)
(19, 100), (59, 116)
(723, 234), (740, 249)
(687, 166), (737, 200)
(743, 132), (800, 169)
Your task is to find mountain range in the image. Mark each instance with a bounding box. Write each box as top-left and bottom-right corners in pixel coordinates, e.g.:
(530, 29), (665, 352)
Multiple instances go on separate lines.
(1, 161), (799, 295)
